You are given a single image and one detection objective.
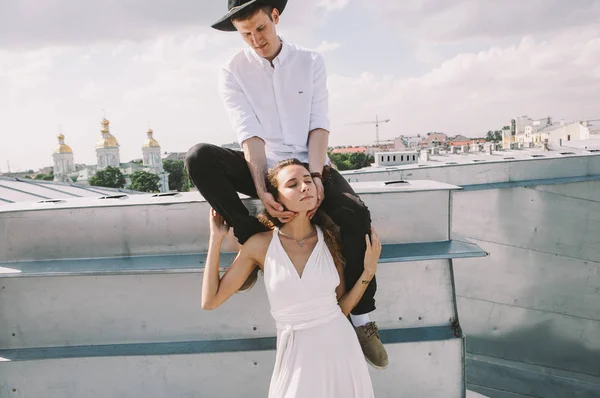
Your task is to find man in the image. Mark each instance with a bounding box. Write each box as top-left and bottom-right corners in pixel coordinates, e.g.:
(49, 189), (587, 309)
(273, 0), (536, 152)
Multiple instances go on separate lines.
(185, 0), (388, 369)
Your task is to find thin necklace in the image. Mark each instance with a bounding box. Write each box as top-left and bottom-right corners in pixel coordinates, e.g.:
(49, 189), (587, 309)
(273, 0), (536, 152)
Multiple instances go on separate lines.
(278, 228), (316, 248)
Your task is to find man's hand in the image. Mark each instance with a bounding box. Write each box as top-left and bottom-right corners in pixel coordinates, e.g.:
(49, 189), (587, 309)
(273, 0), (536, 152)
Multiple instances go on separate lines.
(307, 177), (325, 219)
(259, 191), (297, 223)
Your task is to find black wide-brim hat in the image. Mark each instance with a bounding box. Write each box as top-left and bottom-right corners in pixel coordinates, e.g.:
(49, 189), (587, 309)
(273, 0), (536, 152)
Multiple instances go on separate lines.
(211, 0), (288, 32)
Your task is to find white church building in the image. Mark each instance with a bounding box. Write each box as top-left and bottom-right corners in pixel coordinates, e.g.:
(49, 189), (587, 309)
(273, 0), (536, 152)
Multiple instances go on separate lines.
(52, 133), (76, 183)
(53, 118), (170, 193)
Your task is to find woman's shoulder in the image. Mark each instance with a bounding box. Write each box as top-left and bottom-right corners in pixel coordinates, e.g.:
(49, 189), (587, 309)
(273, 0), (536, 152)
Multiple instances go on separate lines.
(243, 230), (275, 254)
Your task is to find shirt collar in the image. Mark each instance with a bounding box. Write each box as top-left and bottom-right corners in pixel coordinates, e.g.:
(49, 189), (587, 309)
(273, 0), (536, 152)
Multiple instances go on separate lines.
(248, 37), (289, 68)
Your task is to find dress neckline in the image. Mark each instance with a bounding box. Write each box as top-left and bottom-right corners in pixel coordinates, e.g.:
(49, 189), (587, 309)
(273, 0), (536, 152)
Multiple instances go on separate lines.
(274, 226), (321, 280)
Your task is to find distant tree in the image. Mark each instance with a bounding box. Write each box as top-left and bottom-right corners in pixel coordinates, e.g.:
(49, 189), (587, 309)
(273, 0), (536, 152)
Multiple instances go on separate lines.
(485, 130), (503, 143)
(328, 152), (373, 171)
(34, 171), (54, 181)
(89, 166), (126, 188)
(348, 152), (372, 169)
(163, 160), (190, 192)
(328, 153), (352, 170)
(129, 170), (160, 192)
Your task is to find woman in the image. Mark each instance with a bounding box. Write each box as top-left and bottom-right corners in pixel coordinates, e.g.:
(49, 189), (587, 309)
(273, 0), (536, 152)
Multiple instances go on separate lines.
(201, 158), (380, 398)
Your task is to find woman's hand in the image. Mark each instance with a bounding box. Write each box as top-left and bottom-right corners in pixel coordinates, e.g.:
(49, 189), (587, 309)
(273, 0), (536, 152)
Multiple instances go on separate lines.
(209, 208), (230, 240)
(363, 227), (381, 277)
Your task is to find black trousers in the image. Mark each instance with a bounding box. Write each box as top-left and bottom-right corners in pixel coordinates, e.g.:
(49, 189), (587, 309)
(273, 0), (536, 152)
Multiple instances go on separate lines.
(185, 143), (376, 315)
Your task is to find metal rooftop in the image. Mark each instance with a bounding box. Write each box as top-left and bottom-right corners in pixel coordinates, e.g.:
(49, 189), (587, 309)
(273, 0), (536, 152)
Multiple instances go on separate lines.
(0, 176), (141, 205)
(343, 146), (600, 175)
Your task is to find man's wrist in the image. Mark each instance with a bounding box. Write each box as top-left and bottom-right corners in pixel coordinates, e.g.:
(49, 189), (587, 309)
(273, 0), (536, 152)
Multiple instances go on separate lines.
(310, 172), (323, 180)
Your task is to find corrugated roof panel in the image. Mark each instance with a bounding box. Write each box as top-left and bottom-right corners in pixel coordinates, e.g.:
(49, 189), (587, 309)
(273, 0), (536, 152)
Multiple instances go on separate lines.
(0, 180), (75, 199)
(0, 184), (48, 202)
(0, 177), (142, 205)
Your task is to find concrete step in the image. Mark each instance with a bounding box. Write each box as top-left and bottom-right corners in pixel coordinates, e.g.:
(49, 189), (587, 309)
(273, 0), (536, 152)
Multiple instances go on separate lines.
(0, 336), (464, 398)
(0, 239), (487, 349)
(0, 180), (458, 262)
(466, 353), (600, 398)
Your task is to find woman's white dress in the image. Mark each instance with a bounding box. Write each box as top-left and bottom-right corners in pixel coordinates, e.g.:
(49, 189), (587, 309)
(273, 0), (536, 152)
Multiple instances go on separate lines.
(264, 226), (374, 398)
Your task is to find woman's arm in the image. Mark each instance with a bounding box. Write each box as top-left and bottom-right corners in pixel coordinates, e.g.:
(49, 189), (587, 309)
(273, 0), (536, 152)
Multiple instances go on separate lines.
(335, 229), (381, 316)
(201, 209), (263, 310)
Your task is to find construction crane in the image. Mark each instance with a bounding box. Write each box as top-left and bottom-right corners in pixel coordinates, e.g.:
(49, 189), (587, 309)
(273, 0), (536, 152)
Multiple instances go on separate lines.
(345, 115), (390, 146)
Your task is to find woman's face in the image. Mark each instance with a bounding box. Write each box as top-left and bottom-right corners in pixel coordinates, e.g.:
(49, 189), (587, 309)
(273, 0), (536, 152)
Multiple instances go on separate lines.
(275, 164), (318, 212)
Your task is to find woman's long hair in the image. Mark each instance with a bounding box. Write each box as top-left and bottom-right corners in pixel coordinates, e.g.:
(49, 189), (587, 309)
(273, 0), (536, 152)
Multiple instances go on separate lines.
(258, 159), (345, 269)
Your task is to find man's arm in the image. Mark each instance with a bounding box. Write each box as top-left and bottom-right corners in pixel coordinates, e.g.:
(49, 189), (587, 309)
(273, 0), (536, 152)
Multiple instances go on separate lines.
(308, 128), (329, 175)
(218, 67), (294, 220)
(241, 137), (268, 196)
(218, 68), (266, 148)
(307, 53), (330, 217)
(243, 138), (295, 220)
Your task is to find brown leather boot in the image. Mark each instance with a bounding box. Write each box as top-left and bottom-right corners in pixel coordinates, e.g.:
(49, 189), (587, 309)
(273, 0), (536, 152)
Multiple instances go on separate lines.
(237, 266), (259, 293)
(355, 321), (389, 369)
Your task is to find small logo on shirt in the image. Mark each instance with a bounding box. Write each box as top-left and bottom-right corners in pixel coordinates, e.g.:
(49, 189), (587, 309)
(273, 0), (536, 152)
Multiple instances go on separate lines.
(298, 91), (304, 94)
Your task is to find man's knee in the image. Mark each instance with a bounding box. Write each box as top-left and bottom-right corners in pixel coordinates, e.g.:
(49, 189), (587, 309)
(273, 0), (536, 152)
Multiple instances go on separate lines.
(334, 199), (371, 230)
(184, 143), (216, 172)
(351, 203), (371, 230)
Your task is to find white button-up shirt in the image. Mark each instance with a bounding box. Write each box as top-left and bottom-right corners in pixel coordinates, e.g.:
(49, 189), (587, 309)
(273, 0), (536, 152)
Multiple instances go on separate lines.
(218, 40), (330, 168)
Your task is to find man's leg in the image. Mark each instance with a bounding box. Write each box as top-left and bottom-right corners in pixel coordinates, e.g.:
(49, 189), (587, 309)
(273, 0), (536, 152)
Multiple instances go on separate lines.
(319, 167), (388, 369)
(185, 143), (267, 291)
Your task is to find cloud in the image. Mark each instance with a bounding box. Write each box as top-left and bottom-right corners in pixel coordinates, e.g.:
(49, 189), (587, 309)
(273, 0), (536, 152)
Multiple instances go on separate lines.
(315, 40), (341, 53)
(0, 0), (334, 48)
(362, 0), (600, 42)
(317, 0), (350, 12)
(2, 0), (600, 172)
(328, 29), (600, 144)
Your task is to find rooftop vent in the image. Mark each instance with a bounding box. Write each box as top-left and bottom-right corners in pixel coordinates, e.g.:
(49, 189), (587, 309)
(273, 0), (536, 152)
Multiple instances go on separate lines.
(559, 152), (576, 156)
(98, 194), (128, 200)
(37, 199), (65, 204)
(531, 155), (546, 158)
(503, 157), (515, 160)
(384, 180), (409, 186)
(152, 192), (181, 198)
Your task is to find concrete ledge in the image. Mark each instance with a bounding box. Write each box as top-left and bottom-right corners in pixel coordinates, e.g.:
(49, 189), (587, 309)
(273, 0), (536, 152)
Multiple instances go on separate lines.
(466, 353), (600, 398)
(0, 239), (487, 278)
(0, 325), (458, 362)
(460, 174), (600, 191)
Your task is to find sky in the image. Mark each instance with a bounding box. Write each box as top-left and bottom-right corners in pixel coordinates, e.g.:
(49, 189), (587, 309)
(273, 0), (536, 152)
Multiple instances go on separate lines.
(1, 0), (600, 172)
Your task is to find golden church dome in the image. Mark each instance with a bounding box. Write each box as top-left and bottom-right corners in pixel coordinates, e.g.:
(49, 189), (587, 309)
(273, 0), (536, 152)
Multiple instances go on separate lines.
(55, 133), (73, 154)
(142, 128), (161, 148)
(96, 135), (119, 148)
(96, 118), (119, 148)
(56, 144), (73, 153)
